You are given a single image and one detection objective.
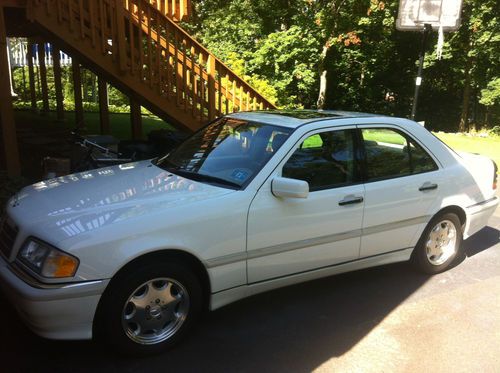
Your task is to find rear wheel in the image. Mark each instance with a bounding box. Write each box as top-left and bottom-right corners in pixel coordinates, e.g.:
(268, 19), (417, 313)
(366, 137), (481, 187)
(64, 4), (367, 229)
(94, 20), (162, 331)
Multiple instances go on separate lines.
(412, 212), (464, 274)
(98, 261), (202, 355)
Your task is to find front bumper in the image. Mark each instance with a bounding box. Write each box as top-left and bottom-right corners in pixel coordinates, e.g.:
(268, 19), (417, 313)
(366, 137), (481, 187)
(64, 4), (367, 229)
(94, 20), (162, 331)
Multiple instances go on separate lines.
(465, 196), (499, 239)
(0, 255), (109, 340)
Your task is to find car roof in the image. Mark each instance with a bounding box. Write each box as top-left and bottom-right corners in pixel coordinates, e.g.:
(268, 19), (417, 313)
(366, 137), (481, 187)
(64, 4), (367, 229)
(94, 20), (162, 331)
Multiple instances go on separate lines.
(227, 110), (380, 129)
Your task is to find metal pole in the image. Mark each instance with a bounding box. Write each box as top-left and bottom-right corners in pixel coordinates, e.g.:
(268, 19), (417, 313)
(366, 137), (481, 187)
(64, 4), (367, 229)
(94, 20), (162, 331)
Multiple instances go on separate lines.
(411, 23), (432, 121)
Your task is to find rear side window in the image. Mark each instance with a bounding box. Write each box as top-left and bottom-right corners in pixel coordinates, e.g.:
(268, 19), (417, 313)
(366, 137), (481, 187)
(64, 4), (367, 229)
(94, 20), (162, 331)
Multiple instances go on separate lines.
(361, 128), (437, 181)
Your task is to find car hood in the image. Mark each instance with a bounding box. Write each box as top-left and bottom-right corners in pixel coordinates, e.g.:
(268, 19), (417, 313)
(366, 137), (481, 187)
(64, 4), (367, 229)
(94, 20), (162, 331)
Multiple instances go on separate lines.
(7, 161), (234, 242)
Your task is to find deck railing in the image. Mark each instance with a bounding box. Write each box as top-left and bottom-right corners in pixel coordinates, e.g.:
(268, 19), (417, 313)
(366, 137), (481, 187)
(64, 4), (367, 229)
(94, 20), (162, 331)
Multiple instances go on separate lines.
(27, 0), (275, 126)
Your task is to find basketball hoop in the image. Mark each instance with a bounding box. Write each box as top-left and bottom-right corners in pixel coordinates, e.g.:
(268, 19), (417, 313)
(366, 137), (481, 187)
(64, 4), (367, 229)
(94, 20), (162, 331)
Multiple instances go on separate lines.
(396, 0), (463, 120)
(397, 0), (463, 31)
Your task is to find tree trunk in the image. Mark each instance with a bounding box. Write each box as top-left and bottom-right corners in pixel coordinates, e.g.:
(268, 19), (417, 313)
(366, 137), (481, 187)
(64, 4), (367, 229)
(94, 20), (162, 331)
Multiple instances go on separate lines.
(459, 74), (471, 133)
(459, 42), (473, 133)
(316, 44), (329, 110)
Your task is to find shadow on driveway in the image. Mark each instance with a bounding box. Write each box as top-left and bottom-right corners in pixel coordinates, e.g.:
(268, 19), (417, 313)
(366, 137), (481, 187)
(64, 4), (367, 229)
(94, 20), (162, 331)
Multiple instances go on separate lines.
(1, 227), (499, 373)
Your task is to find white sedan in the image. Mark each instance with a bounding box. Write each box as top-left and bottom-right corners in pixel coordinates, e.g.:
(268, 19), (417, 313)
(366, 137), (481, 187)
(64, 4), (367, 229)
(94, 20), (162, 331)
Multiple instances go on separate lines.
(0, 111), (497, 355)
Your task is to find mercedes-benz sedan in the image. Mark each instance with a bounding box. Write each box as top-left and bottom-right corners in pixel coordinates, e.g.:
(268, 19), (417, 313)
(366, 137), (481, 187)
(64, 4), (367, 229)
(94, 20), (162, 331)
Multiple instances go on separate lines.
(1, 111), (497, 355)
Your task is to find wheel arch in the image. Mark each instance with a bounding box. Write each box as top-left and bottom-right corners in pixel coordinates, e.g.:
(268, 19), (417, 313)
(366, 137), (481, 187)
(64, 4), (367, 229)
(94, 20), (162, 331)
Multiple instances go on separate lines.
(434, 205), (467, 231)
(92, 249), (211, 339)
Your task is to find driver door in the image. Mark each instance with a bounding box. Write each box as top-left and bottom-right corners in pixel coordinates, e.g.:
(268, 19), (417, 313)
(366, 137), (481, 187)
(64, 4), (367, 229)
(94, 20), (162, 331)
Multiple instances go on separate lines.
(246, 127), (365, 283)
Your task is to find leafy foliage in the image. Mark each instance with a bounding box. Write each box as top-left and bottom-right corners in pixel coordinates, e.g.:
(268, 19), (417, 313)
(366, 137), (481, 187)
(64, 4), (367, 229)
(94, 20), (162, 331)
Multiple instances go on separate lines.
(189, 0), (499, 130)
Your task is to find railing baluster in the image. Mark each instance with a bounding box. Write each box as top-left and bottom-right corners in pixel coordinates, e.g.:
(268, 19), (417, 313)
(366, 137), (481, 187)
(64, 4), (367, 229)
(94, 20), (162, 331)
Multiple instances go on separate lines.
(164, 18), (171, 96)
(56, 0), (63, 22)
(217, 66), (222, 116)
(68, 0), (74, 31)
(137, 0), (144, 81)
(225, 73), (229, 114)
(174, 33), (180, 106)
(156, 12), (162, 93)
(128, 0), (135, 75)
(190, 46), (196, 116)
(99, 0), (106, 54)
(89, 0), (96, 46)
(146, 4), (153, 86)
(78, 0), (85, 38)
(182, 40), (188, 111)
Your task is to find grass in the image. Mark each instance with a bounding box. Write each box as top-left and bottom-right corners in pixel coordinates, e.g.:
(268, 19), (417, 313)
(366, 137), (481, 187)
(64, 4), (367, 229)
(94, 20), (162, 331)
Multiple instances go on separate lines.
(14, 110), (174, 140)
(434, 132), (500, 167)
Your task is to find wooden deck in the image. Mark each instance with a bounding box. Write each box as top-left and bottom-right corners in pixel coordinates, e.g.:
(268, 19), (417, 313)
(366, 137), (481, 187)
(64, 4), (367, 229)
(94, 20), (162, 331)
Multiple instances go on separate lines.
(0, 0), (275, 176)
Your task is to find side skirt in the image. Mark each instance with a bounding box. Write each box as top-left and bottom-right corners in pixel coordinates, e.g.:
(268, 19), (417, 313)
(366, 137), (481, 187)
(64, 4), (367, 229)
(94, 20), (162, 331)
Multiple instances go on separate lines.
(209, 248), (414, 311)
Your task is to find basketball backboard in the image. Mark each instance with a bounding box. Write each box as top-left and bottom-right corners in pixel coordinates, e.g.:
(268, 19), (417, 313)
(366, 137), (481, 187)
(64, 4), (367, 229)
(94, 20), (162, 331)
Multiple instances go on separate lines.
(396, 0), (463, 31)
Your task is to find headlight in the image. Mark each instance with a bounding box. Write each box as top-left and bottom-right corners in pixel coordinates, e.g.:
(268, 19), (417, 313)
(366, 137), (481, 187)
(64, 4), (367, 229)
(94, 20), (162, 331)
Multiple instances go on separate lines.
(18, 239), (79, 278)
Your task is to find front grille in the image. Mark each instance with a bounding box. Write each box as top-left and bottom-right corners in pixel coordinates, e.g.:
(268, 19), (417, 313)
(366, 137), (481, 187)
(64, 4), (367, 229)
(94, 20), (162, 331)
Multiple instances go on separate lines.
(0, 216), (19, 259)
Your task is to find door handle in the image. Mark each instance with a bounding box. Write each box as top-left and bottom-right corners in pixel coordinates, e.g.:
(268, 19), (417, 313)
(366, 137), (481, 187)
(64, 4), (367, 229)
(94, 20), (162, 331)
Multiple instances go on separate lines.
(339, 195), (364, 206)
(419, 182), (438, 192)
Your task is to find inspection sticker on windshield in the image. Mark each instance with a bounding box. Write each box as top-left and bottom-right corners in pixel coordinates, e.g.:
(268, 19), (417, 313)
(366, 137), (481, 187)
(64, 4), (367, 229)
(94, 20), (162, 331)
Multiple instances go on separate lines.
(231, 169), (249, 181)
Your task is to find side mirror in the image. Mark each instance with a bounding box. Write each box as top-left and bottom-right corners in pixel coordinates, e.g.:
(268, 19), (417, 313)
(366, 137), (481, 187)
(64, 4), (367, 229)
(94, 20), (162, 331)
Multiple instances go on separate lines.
(271, 177), (309, 199)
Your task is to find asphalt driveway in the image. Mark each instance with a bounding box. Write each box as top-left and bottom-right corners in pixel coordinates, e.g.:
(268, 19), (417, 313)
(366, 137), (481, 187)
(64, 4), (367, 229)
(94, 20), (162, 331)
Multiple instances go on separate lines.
(1, 207), (499, 372)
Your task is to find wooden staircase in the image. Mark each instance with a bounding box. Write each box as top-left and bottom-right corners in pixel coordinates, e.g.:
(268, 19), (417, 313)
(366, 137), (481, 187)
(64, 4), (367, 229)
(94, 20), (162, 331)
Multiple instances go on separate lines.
(25, 0), (276, 132)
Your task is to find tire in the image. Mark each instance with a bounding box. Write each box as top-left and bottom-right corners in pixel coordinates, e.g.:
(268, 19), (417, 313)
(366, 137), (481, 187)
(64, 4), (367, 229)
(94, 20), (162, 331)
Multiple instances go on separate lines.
(97, 260), (203, 356)
(411, 212), (464, 274)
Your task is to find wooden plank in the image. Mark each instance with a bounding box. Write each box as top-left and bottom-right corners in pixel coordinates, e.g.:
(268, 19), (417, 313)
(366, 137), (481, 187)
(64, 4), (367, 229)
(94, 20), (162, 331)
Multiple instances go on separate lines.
(37, 42), (50, 113)
(51, 46), (65, 121)
(115, 0), (128, 72)
(130, 99), (142, 139)
(207, 54), (215, 120)
(72, 60), (85, 129)
(89, 0), (96, 46)
(98, 77), (110, 134)
(190, 46), (196, 117)
(182, 40), (187, 110)
(26, 39), (37, 112)
(137, 0), (144, 81)
(0, 6), (21, 176)
(147, 4), (153, 86)
(128, 0), (136, 75)
(68, 0), (74, 31)
(99, 0), (107, 54)
(156, 12), (162, 93)
(56, 0), (63, 23)
(78, 0), (85, 38)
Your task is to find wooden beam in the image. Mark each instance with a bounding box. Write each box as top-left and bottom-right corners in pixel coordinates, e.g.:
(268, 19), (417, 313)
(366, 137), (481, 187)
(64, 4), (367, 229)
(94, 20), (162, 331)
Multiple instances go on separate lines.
(72, 59), (84, 129)
(0, 6), (21, 176)
(130, 99), (142, 140)
(98, 77), (110, 135)
(27, 39), (37, 111)
(38, 42), (49, 113)
(1, 0), (26, 7)
(51, 46), (64, 121)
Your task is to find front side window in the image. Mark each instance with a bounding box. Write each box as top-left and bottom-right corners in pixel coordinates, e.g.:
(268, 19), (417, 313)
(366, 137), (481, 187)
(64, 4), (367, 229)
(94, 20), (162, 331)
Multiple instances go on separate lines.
(282, 129), (357, 191)
(156, 118), (292, 188)
(361, 128), (438, 181)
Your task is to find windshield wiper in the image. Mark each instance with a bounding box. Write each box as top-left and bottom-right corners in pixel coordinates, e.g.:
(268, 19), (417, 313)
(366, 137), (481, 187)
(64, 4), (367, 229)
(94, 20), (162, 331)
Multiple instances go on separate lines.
(166, 168), (241, 189)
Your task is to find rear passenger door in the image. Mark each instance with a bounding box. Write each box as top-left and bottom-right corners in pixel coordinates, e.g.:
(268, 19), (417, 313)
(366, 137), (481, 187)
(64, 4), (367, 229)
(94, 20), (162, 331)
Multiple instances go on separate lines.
(359, 125), (443, 258)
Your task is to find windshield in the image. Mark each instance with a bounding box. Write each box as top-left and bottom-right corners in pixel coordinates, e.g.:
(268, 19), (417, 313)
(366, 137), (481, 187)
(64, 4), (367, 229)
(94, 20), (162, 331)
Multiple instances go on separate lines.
(156, 117), (293, 188)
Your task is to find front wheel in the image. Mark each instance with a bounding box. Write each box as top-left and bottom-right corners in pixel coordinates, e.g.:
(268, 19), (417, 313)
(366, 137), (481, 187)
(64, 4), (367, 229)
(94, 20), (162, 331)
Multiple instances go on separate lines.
(412, 212), (464, 274)
(97, 261), (203, 355)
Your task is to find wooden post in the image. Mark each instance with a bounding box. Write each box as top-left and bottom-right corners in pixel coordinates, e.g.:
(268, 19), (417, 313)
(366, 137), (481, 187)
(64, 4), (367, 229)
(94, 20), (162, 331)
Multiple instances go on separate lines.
(51, 46), (64, 121)
(0, 6), (21, 176)
(72, 59), (84, 129)
(38, 42), (50, 114)
(98, 77), (110, 135)
(130, 99), (142, 140)
(27, 39), (37, 111)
